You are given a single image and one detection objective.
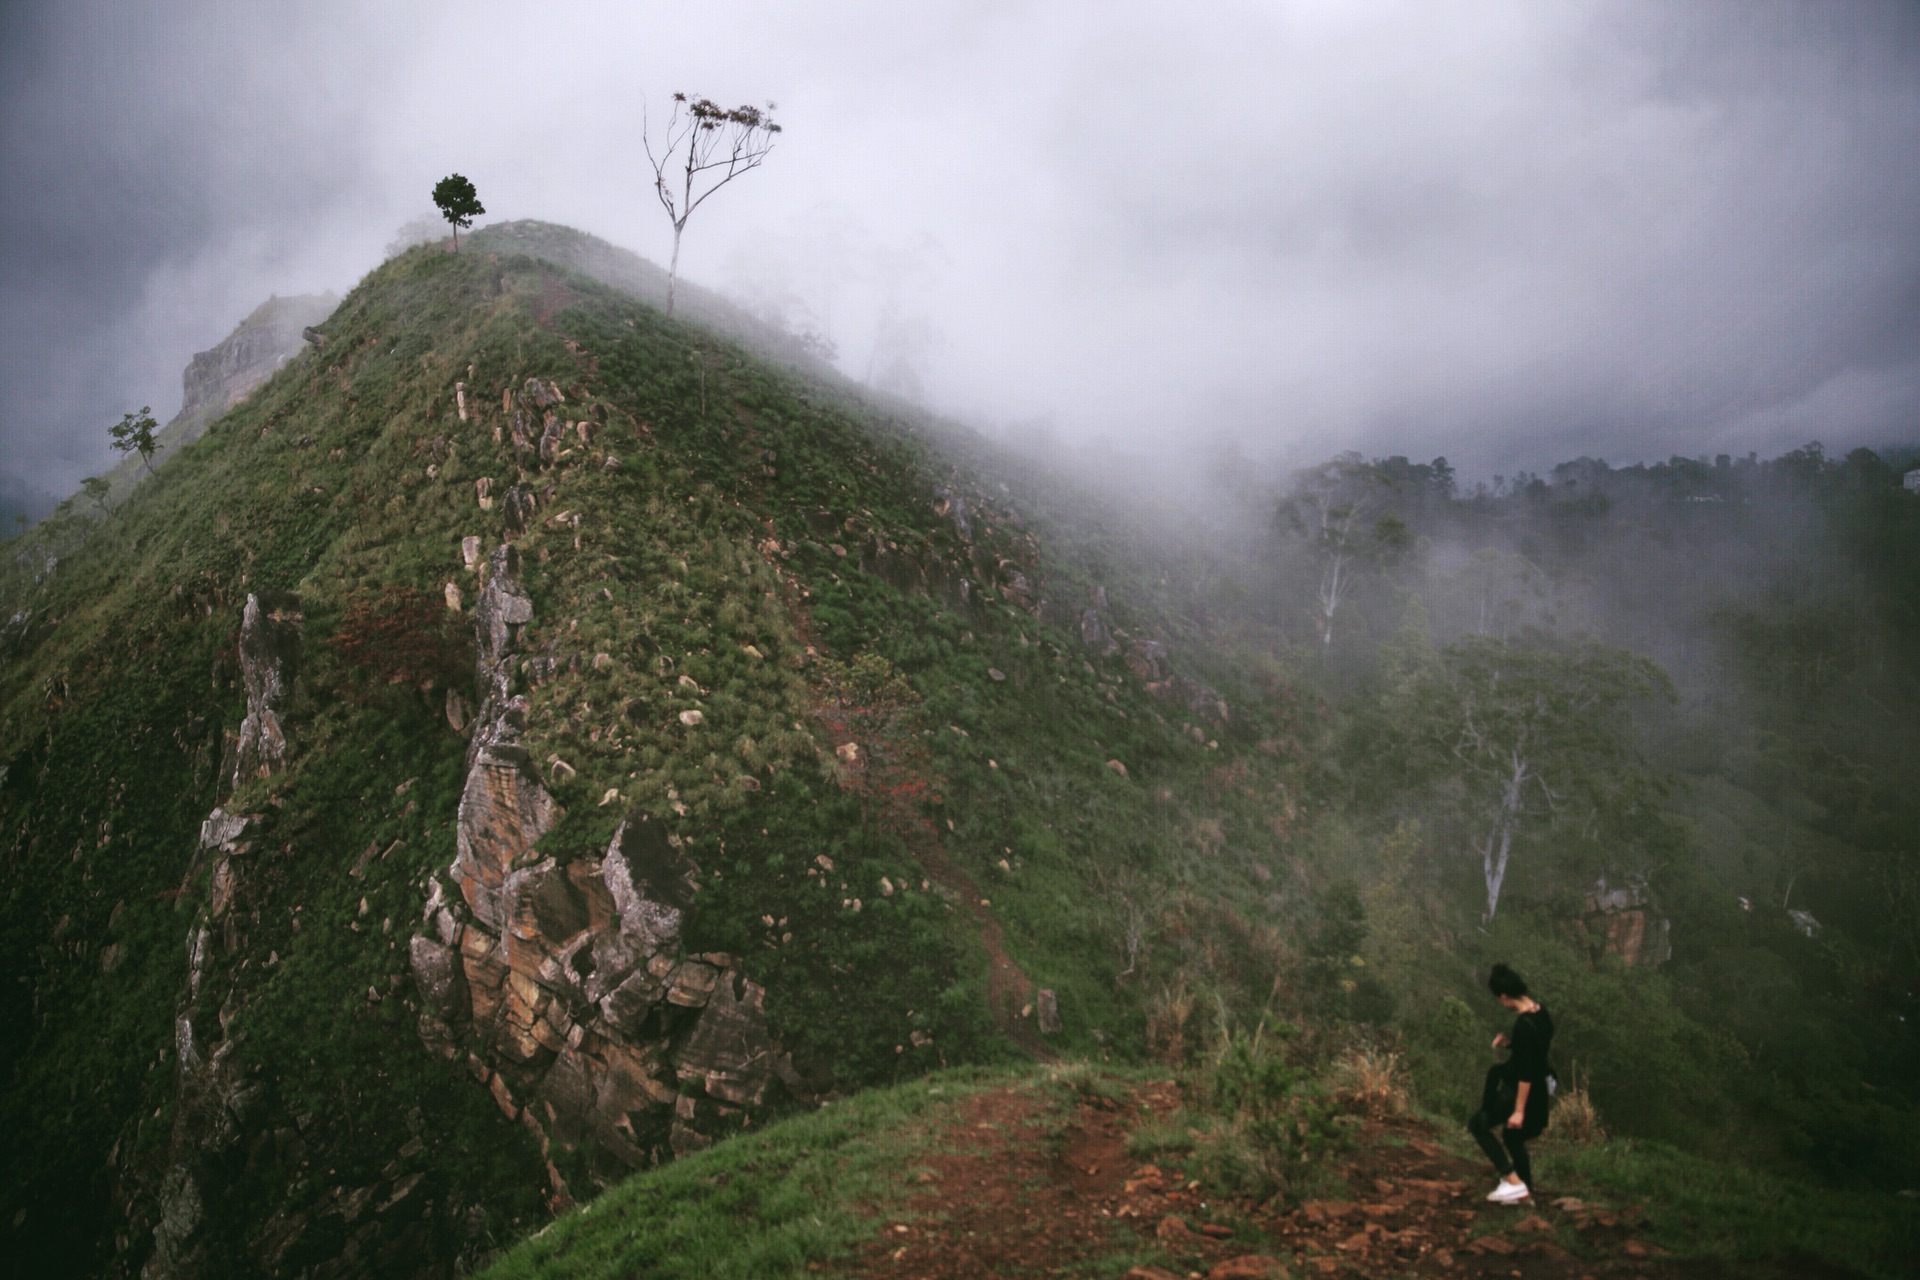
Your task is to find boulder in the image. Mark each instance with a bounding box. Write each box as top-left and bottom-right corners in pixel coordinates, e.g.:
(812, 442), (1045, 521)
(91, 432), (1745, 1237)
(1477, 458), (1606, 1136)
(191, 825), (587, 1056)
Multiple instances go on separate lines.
(1127, 638), (1172, 683)
(1036, 988), (1061, 1035)
(538, 412), (566, 465)
(1080, 608), (1119, 656)
(501, 484), (535, 534)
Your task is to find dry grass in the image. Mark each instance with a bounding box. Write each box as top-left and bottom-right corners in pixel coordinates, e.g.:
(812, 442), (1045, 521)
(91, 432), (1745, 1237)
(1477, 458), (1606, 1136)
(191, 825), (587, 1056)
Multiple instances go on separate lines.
(1330, 1044), (1411, 1118)
(1550, 1068), (1606, 1145)
(1146, 978), (1198, 1067)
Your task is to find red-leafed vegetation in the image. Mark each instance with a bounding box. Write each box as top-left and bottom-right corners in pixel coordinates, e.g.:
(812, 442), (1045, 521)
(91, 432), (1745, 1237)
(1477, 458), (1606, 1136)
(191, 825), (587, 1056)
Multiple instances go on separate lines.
(325, 585), (472, 695)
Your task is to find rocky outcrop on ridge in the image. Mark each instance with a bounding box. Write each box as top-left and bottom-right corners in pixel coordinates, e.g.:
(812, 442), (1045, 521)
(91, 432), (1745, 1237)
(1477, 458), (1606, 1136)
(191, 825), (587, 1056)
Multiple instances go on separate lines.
(179, 295), (338, 430)
(412, 544), (799, 1205)
(142, 592), (300, 1279)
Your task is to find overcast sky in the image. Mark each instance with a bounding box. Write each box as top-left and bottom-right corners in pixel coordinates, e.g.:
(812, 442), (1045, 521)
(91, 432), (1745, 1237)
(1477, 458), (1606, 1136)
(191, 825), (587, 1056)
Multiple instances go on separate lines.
(3, 0), (1917, 498)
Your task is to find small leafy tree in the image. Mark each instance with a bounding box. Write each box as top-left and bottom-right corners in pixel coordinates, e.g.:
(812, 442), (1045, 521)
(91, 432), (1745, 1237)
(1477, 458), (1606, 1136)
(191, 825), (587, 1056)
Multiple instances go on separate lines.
(643, 94), (782, 315)
(81, 476), (110, 512)
(109, 407), (159, 474)
(431, 173), (485, 250)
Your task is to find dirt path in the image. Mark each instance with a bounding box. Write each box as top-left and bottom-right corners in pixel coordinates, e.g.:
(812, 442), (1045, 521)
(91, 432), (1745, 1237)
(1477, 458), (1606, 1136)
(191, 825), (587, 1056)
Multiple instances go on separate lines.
(813, 701), (1057, 1063)
(831, 1079), (1833, 1280)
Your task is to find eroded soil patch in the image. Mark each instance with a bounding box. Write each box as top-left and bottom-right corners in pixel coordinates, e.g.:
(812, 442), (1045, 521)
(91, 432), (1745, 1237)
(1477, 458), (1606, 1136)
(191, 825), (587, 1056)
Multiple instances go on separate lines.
(834, 1080), (1853, 1280)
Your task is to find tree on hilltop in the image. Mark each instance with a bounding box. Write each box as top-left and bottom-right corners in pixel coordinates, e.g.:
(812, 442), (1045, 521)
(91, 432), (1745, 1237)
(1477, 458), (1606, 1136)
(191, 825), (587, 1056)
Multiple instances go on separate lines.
(431, 174), (485, 250)
(109, 406), (159, 474)
(81, 476), (110, 512)
(643, 93), (782, 316)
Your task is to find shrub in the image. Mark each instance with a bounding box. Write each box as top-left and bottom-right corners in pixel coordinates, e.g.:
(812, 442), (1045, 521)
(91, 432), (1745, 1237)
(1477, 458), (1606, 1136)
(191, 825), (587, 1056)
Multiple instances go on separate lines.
(1330, 1043), (1410, 1118)
(1185, 1016), (1348, 1203)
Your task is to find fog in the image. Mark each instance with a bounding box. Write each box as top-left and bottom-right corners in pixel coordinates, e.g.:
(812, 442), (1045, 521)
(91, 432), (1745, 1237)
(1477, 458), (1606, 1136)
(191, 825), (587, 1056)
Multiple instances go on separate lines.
(3, 1), (1917, 500)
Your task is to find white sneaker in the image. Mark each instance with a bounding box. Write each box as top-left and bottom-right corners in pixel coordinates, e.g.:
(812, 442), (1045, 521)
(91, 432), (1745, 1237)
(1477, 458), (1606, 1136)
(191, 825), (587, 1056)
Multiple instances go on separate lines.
(1486, 1180), (1530, 1204)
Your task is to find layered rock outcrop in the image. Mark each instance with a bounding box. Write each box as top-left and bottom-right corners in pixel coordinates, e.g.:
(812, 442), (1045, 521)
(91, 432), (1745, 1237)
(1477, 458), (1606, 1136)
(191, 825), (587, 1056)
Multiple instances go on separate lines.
(144, 594), (301, 1278)
(413, 545), (797, 1202)
(180, 295), (338, 426)
(230, 591), (301, 788)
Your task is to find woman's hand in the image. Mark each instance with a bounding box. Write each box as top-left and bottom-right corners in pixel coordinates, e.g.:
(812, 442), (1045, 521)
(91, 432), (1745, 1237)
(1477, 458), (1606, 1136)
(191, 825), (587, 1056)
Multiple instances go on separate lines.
(1506, 1109), (1526, 1129)
(1492, 1033), (1508, 1049)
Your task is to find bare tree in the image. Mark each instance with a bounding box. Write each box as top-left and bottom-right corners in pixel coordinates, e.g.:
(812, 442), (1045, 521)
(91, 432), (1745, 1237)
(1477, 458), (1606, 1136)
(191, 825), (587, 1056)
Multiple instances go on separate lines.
(643, 94), (782, 316)
(1410, 637), (1666, 922)
(1278, 455), (1397, 650)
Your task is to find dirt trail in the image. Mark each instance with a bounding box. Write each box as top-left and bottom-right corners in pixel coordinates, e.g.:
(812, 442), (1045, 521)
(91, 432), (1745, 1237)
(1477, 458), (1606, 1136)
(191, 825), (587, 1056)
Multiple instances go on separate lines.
(814, 703), (1057, 1063)
(833, 1080), (1832, 1280)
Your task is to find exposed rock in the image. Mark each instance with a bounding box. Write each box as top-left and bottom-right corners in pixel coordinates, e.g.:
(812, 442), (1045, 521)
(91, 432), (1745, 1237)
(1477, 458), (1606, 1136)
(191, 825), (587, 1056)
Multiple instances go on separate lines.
(502, 484), (535, 535)
(1080, 608), (1119, 657)
(934, 489), (972, 540)
(1036, 988), (1061, 1035)
(538, 413), (566, 465)
(522, 376), (565, 408)
(1581, 876), (1671, 967)
(198, 809), (250, 851)
(1127, 638), (1172, 683)
(412, 552), (796, 1189)
(410, 935), (469, 1024)
(169, 295), (337, 446)
(230, 592), (301, 789)
(451, 758), (562, 931)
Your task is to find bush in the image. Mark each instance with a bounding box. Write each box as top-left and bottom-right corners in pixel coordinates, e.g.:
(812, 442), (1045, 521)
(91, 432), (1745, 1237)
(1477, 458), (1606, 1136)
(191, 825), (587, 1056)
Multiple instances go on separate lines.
(1185, 1016), (1348, 1203)
(1329, 1042), (1410, 1118)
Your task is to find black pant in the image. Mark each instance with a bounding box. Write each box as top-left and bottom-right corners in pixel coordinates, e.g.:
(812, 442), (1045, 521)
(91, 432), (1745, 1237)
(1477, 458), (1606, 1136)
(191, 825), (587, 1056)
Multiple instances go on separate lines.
(1468, 1105), (1533, 1186)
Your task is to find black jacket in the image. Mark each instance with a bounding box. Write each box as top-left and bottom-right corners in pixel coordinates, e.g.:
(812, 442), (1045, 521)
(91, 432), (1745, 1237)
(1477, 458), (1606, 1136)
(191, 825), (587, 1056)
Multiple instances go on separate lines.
(1481, 1004), (1554, 1136)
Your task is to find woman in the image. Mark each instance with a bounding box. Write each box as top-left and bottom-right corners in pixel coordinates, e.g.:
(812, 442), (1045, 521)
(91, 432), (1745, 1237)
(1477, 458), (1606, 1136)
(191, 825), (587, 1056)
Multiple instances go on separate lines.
(1468, 962), (1554, 1204)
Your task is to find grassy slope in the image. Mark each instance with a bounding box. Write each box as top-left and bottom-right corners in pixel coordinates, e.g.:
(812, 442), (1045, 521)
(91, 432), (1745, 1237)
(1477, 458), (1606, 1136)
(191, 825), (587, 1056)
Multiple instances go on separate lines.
(475, 1065), (1043, 1280)
(0, 237), (1310, 1274)
(474, 1063), (1920, 1280)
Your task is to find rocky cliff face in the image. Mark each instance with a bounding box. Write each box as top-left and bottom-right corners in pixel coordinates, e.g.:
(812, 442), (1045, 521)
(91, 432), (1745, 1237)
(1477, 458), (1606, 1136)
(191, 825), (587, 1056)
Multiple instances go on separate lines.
(178, 295), (337, 431)
(143, 592), (298, 1279)
(412, 409), (799, 1211)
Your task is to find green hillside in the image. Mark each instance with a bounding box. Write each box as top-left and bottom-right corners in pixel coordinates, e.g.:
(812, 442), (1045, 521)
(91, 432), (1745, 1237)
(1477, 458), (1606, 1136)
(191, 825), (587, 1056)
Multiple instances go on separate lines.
(0, 227), (1309, 1278)
(3, 223), (1916, 1279)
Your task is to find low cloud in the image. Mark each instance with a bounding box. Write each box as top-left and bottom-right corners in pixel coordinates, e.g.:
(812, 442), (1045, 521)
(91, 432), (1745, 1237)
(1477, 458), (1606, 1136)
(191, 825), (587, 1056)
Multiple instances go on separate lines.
(3, 0), (1916, 495)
